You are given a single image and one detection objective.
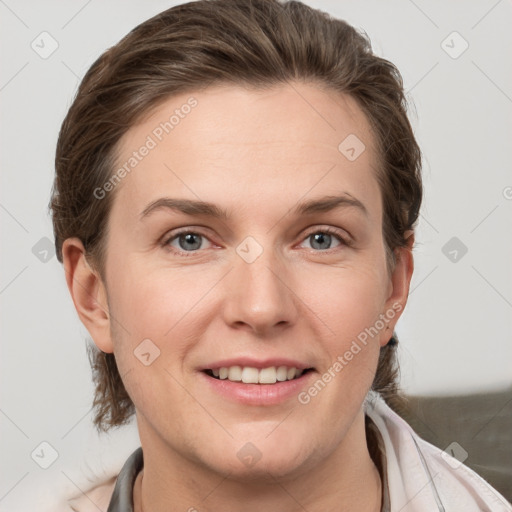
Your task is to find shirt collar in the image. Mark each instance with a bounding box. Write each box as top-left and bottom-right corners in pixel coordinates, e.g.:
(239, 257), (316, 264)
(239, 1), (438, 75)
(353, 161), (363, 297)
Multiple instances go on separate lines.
(106, 446), (143, 512)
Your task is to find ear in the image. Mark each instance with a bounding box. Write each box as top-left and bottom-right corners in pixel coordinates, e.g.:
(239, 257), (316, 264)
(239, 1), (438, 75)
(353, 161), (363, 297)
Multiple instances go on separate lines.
(62, 237), (114, 353)
(380, 231), (415, 347)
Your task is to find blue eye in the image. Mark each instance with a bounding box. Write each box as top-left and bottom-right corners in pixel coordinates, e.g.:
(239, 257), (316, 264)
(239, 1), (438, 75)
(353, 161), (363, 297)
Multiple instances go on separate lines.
(306, 232), (339, 250)
(162, 226), (350, 257)
(300, 228), (348, 251)
(165, 231), (212, 254)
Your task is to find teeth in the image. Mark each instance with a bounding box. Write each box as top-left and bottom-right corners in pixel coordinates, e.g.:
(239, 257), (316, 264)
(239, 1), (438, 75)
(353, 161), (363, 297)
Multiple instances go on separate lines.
(276, 366), (288, 381)
(259, 367), (277, 384)
(210, 365), (305, 384)
(287, 367), (297, 380)
(241, 367), (259, 384)
(228, 365), (242, 381)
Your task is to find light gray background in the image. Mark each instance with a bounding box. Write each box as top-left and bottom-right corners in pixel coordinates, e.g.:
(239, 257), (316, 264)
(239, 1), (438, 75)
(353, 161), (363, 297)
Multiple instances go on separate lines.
(1, 1), (511, 510)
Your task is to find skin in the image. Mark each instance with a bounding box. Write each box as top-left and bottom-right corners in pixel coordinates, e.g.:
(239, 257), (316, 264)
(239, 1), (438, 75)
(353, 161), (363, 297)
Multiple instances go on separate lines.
(63, 82), (414, 512)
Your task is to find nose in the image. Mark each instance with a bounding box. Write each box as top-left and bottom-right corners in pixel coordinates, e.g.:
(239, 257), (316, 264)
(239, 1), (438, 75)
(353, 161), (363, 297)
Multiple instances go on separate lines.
(222, 239), (299, 336)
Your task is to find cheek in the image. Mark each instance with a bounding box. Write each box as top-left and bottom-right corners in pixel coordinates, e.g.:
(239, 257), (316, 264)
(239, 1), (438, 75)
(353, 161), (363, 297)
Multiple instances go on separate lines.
(105, 276), (194, 426)
(294, 268), (386, 430)
(302, 263), (389, 338)
(106, 263), (216, 378)
(108, 260), (196, 336)
(296, 262), (388, 404)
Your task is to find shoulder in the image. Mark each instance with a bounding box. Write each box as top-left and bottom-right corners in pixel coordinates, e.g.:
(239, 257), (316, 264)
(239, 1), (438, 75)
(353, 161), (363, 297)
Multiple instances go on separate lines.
(365, 391), (512, 511)
(415, 436), (511, 510)
(66, 476), (117, 512)
(64, 446), (143, 512)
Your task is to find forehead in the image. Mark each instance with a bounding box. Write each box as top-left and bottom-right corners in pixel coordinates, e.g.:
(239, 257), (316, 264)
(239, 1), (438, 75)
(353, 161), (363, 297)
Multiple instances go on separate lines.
(110, 82), (380, 224)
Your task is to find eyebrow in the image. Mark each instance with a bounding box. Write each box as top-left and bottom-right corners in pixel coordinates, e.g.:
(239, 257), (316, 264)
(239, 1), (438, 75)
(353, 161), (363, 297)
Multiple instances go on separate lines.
(139, 193), (368, 221)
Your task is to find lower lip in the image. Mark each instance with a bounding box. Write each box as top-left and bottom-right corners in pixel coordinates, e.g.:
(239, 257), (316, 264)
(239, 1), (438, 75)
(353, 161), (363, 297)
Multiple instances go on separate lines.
(200, 371), (315, 406)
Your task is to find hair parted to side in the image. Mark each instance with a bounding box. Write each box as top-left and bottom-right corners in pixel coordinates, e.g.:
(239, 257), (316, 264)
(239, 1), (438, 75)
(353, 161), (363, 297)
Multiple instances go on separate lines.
(50, 0), (422, 432)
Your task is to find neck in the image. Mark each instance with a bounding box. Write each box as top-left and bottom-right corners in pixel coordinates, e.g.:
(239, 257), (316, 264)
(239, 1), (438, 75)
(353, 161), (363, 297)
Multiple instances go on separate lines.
(134, 410), (382, 512)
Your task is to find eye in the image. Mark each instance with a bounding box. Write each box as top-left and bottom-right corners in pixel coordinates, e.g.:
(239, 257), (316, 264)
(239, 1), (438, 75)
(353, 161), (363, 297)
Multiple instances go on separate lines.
(299, 228), (349, 251)
(162, 226), (351, 257)
(163, 230), (213, 255)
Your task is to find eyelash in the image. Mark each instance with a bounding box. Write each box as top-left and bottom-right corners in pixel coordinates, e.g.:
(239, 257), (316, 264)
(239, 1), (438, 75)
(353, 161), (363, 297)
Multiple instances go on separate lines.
(161, 226), (352, 257)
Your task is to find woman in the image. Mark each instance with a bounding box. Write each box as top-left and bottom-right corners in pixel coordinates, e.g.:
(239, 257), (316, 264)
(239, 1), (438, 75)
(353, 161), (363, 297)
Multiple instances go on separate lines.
(50, 0), (511, 510)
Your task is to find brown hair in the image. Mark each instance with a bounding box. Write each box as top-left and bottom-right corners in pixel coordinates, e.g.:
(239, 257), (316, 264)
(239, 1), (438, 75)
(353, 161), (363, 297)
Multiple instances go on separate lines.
(50, 0), (422, 432)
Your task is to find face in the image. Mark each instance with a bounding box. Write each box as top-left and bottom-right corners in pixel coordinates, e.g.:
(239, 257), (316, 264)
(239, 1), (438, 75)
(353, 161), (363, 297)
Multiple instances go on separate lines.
(80, 82), (410, 480)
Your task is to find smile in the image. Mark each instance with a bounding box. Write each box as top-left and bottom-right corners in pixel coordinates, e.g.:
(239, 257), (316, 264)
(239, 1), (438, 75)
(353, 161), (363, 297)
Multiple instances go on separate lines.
(204, 365), (313, 384)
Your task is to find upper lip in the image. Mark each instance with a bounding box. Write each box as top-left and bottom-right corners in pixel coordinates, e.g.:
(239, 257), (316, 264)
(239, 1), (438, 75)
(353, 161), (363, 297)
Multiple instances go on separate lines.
(200, 357), (314, 371)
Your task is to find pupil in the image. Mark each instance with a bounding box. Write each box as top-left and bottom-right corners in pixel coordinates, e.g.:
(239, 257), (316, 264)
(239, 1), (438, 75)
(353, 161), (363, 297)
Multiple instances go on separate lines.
(180, 233), (201, 251)
(311, 232), (331, 250)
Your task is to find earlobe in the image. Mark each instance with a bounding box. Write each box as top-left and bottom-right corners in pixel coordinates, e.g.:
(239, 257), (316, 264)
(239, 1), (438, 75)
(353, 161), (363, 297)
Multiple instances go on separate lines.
(62, 238), (114, 354)
(380, 232), (415, 347)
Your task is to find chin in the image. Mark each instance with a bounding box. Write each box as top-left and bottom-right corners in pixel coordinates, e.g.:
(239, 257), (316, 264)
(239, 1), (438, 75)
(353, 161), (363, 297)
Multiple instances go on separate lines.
(201, 436), (316, 482)
(218, 456), (310, 484)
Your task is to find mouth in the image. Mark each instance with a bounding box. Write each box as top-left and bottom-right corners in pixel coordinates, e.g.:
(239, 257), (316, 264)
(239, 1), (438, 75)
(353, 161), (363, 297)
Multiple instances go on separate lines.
(203, 365), (315, 384)
(199, 358), (317, 405)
